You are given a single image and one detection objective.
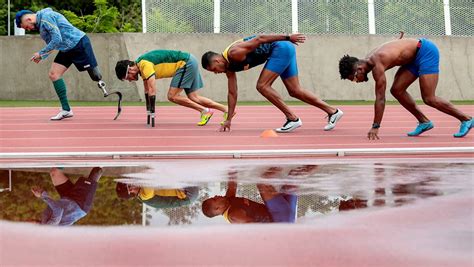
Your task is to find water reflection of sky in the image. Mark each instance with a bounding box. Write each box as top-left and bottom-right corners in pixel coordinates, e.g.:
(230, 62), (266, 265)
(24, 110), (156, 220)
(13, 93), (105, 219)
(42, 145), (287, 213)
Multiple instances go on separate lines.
(0, 158), (472, 226)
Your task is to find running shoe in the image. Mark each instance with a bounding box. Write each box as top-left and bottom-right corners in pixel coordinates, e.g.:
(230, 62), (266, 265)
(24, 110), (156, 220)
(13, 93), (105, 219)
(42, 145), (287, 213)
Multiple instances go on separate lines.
(50, 109), (74, 121)
(220, 112), (228, 125)
(324, 109), (343, 131)
(453, 118), (473, 138)
(407, 121), (434, 136)
(275, 118), (302, 133)
(197, 109), (214, 126)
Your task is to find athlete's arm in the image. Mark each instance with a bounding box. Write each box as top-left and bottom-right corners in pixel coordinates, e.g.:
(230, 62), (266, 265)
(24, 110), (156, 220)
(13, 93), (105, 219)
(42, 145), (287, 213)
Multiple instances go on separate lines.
(225, 180), (237, 198)
(38, 16), (62, 59)
(228, 34), (306, 62)
(143, 79), (150, 94)
(145, 75), (157, 96)
(220, 71), (238, 132)
(369, 62), (387, 140)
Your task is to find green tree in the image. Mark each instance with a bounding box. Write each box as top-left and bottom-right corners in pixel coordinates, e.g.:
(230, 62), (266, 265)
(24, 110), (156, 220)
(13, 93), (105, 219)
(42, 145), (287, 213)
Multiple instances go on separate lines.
(0, 1), (7, 35)
(61, 0), (121, 33)
(0, 169), (141, 225)
(0, 0), (140, 35)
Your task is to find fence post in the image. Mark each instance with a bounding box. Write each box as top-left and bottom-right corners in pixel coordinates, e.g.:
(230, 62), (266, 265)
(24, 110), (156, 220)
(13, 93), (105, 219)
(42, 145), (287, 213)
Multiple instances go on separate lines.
(141, 0), (147, 33)
(368, 0), (376, 34)
(7, 0), (10, 36)
(443, 0), (452, 35)
(214, 0), (221, 33)
(291, 0), (298, 33)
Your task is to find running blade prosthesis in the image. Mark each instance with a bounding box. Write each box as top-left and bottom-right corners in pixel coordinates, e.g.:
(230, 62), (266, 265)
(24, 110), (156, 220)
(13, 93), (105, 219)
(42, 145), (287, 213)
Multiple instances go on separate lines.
(98, 81), (122, 120)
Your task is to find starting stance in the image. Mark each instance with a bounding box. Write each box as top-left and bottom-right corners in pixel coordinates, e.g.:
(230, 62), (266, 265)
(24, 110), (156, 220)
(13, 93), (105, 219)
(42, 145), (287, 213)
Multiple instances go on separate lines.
(201, 34), (343, 133)
(115, 50), (227, 127)
(339, 37), (472, 139)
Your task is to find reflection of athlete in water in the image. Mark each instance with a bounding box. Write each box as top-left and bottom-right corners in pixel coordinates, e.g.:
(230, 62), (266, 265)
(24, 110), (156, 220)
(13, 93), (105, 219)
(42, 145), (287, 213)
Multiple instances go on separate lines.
(202, 180), (273, 223)
(30, 167), (103, 226)
(115, 182), (199, 209)
(202, 167), (298, 223)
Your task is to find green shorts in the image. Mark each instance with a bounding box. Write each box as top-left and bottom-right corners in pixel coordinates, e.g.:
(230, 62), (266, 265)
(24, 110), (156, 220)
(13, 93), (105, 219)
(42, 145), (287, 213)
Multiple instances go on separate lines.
(170, 54), (203, 94)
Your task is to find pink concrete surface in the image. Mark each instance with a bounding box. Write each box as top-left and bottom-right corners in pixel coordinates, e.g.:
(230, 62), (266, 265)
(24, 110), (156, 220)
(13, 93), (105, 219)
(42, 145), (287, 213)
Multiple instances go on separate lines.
(1, 193), (472, 267)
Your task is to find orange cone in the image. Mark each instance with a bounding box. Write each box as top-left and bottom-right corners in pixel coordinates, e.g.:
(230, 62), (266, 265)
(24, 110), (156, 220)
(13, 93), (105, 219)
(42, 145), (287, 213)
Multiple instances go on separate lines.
(260, 129), (279, 138)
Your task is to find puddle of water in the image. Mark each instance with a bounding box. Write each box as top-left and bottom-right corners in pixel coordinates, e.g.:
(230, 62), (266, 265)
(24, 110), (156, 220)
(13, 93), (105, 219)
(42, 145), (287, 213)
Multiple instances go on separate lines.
(0, 159), (472, 226)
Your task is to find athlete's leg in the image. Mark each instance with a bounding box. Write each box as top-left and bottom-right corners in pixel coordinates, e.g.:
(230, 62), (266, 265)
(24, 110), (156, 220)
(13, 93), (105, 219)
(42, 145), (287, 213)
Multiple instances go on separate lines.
(49, 63), (71, 112)
(419, 74), (470, 121)
(86, 66), (108, 93)
(281, 76), (336, 115)
(187, 91), (227, 113)
(49, 167), (70, 186)
(390, 68), (429, 123)
(168, 87), (206, 112)
(256, 69), (298, 121)
(87, 167), (103, 182)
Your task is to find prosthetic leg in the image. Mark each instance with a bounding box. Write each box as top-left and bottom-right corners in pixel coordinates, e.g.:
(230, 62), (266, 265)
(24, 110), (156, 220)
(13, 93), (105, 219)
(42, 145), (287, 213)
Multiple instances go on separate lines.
(88, 67), (123, 120)
(149, 95), (156, 127)
(145, 93), (151, 125)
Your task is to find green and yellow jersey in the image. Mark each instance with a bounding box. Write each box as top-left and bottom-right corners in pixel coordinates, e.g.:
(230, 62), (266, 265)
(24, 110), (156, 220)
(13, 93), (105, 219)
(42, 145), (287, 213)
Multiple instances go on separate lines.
(138, 188), (187, 201)
(135, 50), (190, 79)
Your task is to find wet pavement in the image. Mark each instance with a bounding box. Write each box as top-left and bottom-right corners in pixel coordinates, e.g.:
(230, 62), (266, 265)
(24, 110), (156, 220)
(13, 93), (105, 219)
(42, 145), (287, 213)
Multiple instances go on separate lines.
(1, 158), (472, 226)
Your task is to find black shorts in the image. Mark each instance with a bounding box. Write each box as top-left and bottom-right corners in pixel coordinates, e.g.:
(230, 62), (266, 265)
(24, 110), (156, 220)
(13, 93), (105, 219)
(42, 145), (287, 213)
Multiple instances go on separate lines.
(55, 177), (98, 213)
(54, 35), (98, 72)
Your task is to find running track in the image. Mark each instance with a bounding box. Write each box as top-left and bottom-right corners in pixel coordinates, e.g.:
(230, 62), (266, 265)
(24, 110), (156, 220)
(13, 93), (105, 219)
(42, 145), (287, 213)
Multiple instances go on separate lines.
(0, 105), (472, 155)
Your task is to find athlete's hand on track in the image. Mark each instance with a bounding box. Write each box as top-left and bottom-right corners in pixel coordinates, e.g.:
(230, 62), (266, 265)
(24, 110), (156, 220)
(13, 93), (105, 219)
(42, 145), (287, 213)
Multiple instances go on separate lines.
(289, 34), (306, 45)
(219, 120), (232, 132)
(367, 128), (380, 140)
(30, 52), (42, 63)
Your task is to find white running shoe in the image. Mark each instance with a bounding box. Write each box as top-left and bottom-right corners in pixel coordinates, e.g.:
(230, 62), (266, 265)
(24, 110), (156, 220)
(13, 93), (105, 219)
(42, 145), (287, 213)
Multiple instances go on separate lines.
(275, 118), (303, 133)
(50, 109), (74, 121)
(324, 109), (343, 131)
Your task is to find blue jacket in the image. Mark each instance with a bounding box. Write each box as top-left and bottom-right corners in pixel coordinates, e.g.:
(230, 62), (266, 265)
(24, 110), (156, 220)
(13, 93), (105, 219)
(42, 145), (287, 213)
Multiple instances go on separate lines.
(36, 8), (85, 59)
(40, 191), (86, 226)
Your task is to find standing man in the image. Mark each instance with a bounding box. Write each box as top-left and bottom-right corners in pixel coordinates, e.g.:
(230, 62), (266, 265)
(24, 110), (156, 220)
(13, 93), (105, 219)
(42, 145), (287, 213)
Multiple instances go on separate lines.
(115, 50), (228, 127)
(30, 167), (103, 226)
(16, 8), (109, 120)
(201, 34), (343, 133)
(338, 38), (472, 139)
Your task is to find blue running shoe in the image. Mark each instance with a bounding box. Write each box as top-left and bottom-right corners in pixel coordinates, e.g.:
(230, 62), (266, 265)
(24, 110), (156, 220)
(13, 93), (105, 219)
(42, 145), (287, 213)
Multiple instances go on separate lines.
(453, 118), (473, 138)
(407, 121), (434, 136)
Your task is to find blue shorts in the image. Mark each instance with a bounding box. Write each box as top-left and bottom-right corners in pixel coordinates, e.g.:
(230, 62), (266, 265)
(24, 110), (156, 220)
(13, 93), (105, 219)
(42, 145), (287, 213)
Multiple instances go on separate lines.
(402, 38), (439, 77)
(54, 35), (98, 72)
(264, 193), (298, 223)
(264, 41), (298, 79)
(170, 54), (203, 94)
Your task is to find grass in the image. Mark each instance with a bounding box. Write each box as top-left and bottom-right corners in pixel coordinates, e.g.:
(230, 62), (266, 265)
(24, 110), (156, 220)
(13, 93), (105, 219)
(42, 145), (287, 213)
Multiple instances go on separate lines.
(0, 99), (472, 107)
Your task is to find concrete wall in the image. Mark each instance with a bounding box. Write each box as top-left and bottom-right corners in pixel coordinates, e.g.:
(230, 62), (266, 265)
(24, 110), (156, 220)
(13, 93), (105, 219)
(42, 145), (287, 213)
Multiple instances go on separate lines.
(0, 33), (472, 102)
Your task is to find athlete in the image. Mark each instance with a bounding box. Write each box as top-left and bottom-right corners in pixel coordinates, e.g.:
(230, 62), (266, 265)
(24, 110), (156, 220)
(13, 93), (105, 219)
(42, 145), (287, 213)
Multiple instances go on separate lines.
(201, 34), (343, 133)
(115, 50), (227, 127)
(16, 8), (112, 120)
(339, 37), (472, 139)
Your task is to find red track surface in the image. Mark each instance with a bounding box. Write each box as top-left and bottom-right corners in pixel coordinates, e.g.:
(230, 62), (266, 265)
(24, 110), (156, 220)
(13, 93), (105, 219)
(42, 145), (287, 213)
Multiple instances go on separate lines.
(0, 105), (473, 153)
